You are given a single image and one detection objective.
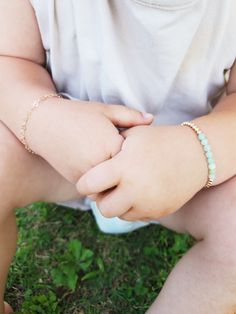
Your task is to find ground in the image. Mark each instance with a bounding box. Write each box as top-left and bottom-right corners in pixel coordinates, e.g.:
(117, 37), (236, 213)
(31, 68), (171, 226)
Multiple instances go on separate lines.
(5, 202), (194, 314)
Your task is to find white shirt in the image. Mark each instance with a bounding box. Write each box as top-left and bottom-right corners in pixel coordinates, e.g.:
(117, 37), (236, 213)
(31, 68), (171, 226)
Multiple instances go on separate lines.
(30, 0), (236, 125)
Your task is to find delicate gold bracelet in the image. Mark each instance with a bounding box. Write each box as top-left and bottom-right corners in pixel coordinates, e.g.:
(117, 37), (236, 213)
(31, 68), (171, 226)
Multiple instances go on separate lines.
(181, 121), (216, 188)
(20, 93), (62, 154)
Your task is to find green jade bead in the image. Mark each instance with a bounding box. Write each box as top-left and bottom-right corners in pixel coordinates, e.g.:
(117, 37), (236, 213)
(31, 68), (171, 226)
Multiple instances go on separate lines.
(209, 164), (216, 180)
(206, 151), (213, 159)
(209, 163), (216, 170)
(207, 158), (214, 164)
(209, 173), (216, 181)
(209, 168), (216, 175)
(203, 144), (211, 152)
(198, 133), (206, 141)
(201, 138), (208, 146)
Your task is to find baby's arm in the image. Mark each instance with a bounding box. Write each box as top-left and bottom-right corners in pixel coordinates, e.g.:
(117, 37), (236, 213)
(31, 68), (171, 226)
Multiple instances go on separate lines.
(77, 61), (236, 220)
(0, 0), (56, 136)
(192, 60), (236, 185)
(0, 0), (152, 183)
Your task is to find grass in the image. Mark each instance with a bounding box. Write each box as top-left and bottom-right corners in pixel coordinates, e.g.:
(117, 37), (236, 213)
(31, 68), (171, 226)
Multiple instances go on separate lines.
(5, 202), (194, 314)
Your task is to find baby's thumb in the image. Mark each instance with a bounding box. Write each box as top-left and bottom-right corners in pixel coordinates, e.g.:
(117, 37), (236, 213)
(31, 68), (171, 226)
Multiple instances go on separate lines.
(103, 104), (154, 127)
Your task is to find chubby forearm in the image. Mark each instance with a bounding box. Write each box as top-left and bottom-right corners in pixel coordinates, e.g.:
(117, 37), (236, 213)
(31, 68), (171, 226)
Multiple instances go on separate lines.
(0, 56), (57, 137)
(0, 56), (77, 158)
(191, 92), (236, 186)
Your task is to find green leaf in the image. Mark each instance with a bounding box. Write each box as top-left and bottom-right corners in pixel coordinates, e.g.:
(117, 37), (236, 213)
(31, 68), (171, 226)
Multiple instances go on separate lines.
(67, 271), (78, 291)
(51, 266), (78, 291)
(81, 270), (100, 281)
(96, 257), (105, 272)
(80, 248), (94, 262)
(80, 259), (93, 272)
(51, 269), (65, 287)
(63, 265), (78, 291)
(68, 240), (82, 260)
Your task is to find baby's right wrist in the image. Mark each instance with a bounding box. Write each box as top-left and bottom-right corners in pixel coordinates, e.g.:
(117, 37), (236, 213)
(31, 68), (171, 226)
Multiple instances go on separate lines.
(22, 95), (71, 157)
(20, 93), (62, 154)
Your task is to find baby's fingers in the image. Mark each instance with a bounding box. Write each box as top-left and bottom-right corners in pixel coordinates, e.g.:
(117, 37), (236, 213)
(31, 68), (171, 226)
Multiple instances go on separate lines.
(96, 185), (132, 218)
(76, 157), (121, 196)
(104, 104), (153, 128)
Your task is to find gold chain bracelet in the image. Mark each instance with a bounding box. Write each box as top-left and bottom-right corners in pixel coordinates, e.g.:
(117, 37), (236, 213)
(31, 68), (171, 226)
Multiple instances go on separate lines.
(20, 93), (62, 154)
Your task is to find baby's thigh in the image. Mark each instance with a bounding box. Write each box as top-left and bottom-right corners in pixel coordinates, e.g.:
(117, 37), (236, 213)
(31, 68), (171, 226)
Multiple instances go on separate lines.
(0, 121), (80, 212)
(159, 176), (236, 242)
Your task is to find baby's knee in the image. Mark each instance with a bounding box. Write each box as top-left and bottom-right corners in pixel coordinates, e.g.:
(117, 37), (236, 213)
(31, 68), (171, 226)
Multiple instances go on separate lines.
(183, 175), (236, 242)
(203, 177), (236, 263)
(185, 175), (236, 260)
(211, 176), (236, 233)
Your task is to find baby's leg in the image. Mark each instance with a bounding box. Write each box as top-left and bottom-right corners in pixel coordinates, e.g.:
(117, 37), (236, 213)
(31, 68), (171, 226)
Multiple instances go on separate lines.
(147, 176), (236, 313)
(0, 121), (81, 314)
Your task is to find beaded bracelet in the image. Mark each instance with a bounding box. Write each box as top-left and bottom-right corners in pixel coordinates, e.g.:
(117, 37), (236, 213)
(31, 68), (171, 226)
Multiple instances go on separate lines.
(20, 93), (62, 154)
(180, 121), (216, 188)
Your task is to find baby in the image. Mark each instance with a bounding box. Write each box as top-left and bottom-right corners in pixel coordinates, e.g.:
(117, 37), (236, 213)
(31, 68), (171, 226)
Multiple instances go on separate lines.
(0, 0), (236, 313)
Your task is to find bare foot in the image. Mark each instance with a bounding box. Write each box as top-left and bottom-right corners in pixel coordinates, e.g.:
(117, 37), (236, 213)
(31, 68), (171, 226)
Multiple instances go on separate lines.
(4, 302), (13, 314)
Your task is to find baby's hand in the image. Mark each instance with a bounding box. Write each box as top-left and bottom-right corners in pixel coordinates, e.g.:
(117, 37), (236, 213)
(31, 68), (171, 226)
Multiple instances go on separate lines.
(30, 100), (153, 183)
(77, 125), (207, 220)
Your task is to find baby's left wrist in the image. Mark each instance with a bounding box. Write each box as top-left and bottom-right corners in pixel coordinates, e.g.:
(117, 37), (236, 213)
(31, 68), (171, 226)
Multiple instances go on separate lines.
(174, 124), (209, 191)
(180, 121), (217, 189)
